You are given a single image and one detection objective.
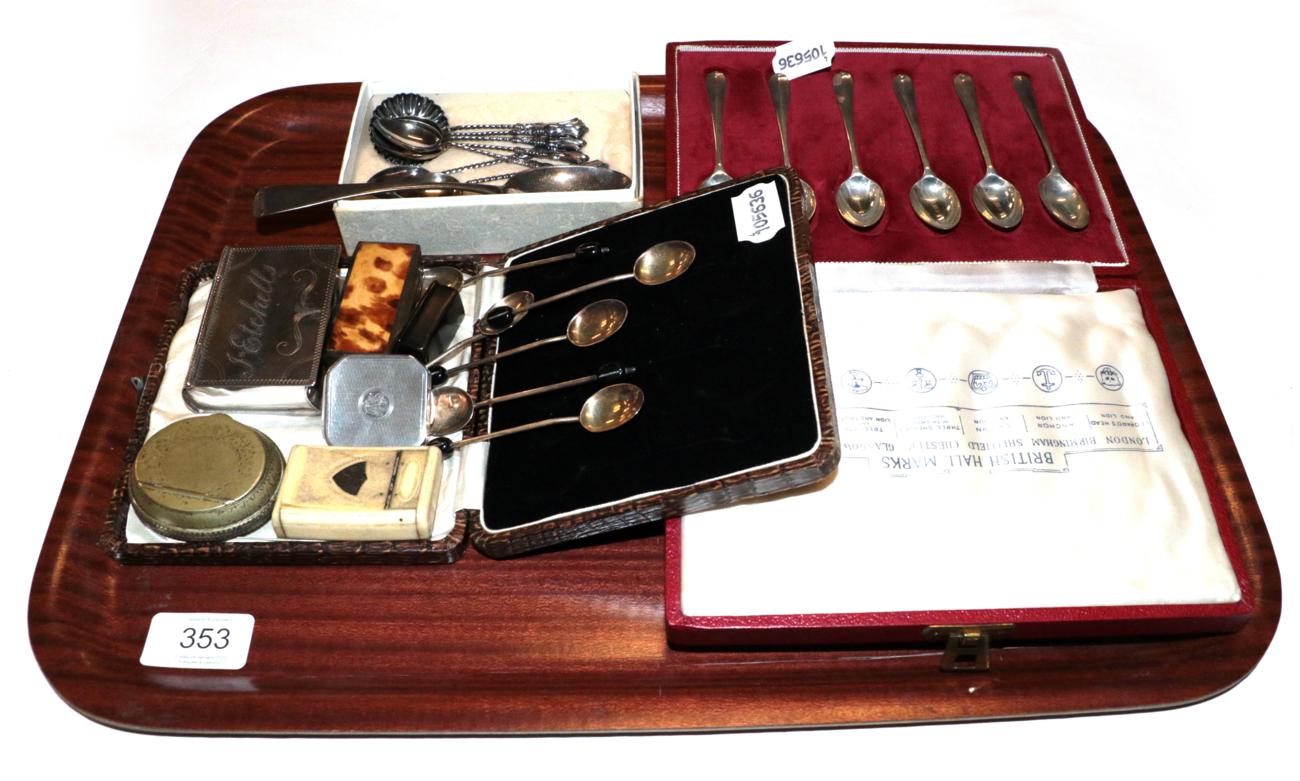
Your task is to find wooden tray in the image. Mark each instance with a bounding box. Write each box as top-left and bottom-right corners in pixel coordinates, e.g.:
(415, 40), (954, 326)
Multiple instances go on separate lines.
(26, 78), (1280, 734)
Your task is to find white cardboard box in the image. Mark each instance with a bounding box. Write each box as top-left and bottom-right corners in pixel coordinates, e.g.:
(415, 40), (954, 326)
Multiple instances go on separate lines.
(334, 77), (643, 255)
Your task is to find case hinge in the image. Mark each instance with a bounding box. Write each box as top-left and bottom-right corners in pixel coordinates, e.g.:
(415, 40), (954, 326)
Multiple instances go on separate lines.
(922, 624), (1014, 672)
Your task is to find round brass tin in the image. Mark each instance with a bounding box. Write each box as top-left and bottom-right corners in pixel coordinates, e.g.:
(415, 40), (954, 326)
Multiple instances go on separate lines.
(128, 414), (284, 542)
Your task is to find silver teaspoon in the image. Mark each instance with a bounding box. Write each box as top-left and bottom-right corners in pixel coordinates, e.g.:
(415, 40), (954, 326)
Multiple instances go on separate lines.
(892, 73), (961, 231)
(953, 73), (1024, 230)
(700, 71), (733, 188)
(430, 383), (644, 455)
(1011, 74), (1090, 230)
(830, 72), (885, 229)
(767, 73), (817, 219)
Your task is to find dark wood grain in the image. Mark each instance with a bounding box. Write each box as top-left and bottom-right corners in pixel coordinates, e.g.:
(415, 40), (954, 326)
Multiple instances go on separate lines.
(27, 79), (1280, 734)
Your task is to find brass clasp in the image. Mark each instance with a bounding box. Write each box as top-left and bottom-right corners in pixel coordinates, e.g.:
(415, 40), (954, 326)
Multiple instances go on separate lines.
(922, 624), (1014, 672)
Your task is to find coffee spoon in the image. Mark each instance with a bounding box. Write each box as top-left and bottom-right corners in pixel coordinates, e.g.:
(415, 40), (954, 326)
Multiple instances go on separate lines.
(428, 298), (627, 384)
(427, 364), (634, 437)
(426, 290), (535, 369)
(426, 240), (688, 368)
(430, 383), (644, 455)
(511, 240), (695, 317)
(892, 73), (962, 231)
(767, 73), (816, 218)
(431, 242), (610, 292)
(699, 71), (733, 188)
(953, 73), (1024, 229)
(830, 72), (886, 229)
(253, 166), (631, 217)
(1011, 74), (1090, 230)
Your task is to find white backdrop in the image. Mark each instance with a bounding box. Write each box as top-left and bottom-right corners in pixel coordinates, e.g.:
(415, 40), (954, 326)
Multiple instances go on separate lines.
(3, 1), (1293, 777)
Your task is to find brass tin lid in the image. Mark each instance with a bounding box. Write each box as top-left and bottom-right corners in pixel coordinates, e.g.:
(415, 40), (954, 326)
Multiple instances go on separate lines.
(129, 414), (284, 542)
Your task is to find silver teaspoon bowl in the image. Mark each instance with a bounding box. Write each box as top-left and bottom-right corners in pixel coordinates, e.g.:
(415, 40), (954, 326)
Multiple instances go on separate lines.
(910, 174), (962, 231)
(836, 172), (886, 229)
(1038, 171), (1091, 230)
(973, 172), (1024, 229)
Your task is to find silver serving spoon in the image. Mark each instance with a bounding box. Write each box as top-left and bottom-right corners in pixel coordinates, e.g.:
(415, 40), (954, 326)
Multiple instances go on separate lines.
(767, 73), (816, 219)
(429, 298), (627, 383)
(1012, 74), (1090, 230)
(513, 240), (695, 316)
(427, 364), (632, 437)
(699, 71), (733, 188)
(493, 166), (630, 193)
(953, 73), (1024, 230)
(430, 383), (644, 454)
(830, 72), (886, 229)
(253, 165), (631, 217)
(892, 73), (962, 231)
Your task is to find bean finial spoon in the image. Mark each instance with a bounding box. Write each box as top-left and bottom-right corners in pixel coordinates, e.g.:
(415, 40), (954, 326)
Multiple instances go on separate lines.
(430, 383), (644, 454)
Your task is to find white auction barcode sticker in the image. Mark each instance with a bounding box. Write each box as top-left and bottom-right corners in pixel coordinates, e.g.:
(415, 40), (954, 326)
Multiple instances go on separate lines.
(772, 39), (836, 80)
(140, 613), (255, 670)
(731, 180), (786, 244)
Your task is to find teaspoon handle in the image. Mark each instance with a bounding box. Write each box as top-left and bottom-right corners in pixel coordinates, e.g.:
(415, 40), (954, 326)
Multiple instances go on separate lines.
(831, 71), (862, 172)
(453, 415), (580, 449)
(892, 73), (932, 172)
(953, 73), (995, 170)
(445, 334), (565, 378)
(1012, 74), (1059, 171)
(706, 71), (728, 172)
(427, 332), (487, 369)
(476, 372), (599, 409)
(767, 73), (793, 167)
(525, 272), (634, 312)
(252, 181), (500, 217)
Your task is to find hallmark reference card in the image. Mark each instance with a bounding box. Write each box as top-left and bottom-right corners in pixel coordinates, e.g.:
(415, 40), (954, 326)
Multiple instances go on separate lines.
(678, 268), (1240, 617)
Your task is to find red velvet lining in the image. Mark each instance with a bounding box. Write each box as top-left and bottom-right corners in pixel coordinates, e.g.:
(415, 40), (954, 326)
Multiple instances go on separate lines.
(667, 42), (1132, 268)
(662, 278), (1253, 647)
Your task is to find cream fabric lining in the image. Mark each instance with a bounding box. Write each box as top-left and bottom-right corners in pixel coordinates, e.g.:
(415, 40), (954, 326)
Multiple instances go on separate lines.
(678, 264), (1240, 616)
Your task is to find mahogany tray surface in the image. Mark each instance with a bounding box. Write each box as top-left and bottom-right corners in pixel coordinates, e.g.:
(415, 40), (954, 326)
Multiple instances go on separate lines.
(26, 79), (1280, 734)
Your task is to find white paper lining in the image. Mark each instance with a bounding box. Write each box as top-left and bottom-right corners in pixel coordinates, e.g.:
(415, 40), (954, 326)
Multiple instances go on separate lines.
(677, 263), (1240, 616)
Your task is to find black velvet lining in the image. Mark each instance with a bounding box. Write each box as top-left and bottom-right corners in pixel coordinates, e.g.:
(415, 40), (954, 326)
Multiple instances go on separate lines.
(480, 175), (820, 531)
